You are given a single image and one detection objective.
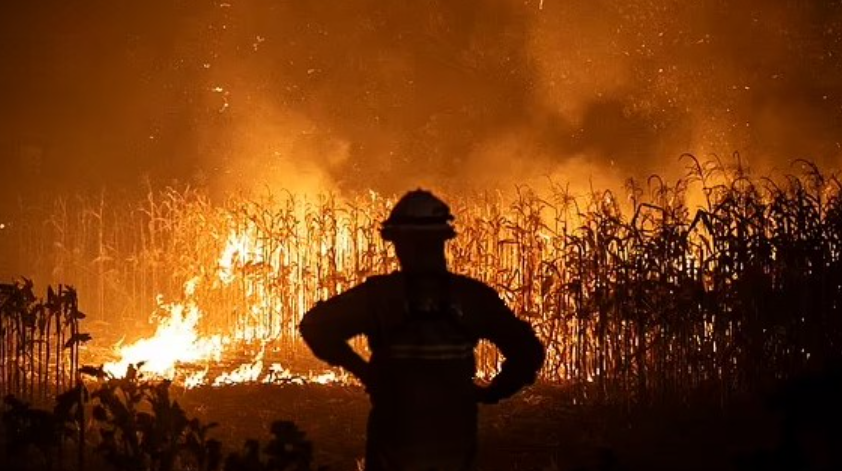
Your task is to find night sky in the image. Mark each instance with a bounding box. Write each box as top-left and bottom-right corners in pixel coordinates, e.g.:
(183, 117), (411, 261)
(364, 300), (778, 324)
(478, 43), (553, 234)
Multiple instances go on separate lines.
(2, 0), (842, 204)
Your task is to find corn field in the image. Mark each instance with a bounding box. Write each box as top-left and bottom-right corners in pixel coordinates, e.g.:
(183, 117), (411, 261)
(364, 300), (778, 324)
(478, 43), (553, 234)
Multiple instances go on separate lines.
(0, 280), (88, 403)
(8, 158), (842, 405)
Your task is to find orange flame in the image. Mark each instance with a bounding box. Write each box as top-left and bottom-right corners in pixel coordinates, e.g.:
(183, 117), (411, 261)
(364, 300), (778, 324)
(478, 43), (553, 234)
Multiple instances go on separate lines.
(103, 279), (225, 380)
(103, 227), (349, 388)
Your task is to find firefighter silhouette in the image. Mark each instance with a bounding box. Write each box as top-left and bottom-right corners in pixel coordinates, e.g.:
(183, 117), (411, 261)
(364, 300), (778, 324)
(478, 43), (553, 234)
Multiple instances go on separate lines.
(300, 189), (545, 471)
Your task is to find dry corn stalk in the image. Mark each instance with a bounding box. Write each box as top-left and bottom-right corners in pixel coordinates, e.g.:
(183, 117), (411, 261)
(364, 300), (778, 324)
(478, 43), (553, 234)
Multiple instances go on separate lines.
(10, 158), (842, 405)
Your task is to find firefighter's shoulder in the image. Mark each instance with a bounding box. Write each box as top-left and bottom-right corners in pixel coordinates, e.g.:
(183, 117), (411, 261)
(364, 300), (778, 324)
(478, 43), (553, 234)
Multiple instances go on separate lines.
(360, 272), (401, 285)
(361, 272), (396, 283)
(353, 272), (404, 295)
(448, 273), (503, 301)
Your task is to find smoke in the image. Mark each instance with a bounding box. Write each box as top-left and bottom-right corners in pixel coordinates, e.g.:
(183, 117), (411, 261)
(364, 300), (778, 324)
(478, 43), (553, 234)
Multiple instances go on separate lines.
(526, 1), (842, 179)
(197, 0), (536, 194)
(1, 0), (841, 200)
(502, 0), (842, 191)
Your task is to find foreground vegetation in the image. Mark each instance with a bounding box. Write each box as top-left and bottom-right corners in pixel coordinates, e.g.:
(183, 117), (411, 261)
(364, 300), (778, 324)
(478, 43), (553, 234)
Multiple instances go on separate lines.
(2, 365), (324, 471)
(0, 281), (87, 403)
(3, 363), (842, 471)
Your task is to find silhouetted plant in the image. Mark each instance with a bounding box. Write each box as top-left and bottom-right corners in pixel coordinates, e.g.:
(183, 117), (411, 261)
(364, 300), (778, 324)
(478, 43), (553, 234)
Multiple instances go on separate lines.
(224, 420), (323, 471)
(0, 281), (88, 403)
(2, 394), (61, 469)
(84, 364), (222, 471)
(1, 384), (86, 471)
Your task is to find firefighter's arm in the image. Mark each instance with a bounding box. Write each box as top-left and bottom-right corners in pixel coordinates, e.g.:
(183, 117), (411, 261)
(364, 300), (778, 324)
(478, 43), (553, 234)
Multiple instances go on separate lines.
(299, 283), (372, 383)
(477, 287), (545, 404)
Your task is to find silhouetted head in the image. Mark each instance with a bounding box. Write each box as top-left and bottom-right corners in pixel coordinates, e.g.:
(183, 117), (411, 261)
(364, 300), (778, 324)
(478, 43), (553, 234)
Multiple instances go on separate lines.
(380, 189), (454, 273)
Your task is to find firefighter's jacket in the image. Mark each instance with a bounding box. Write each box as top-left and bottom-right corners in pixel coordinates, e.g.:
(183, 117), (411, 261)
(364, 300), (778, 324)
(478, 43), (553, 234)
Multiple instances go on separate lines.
(299, 271), (545, 469)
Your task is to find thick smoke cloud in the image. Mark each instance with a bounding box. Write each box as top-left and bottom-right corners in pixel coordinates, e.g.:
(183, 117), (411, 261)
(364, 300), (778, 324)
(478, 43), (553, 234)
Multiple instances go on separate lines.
(1, 0), (841, 201)
(522, 0), (842, 187)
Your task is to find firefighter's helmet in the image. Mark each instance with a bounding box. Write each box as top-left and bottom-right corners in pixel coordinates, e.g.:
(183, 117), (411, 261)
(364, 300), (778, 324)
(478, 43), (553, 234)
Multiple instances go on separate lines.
(380, 189), (456, 241)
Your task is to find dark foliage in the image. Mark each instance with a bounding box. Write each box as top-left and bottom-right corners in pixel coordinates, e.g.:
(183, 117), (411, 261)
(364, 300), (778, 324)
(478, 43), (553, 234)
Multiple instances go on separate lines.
(225, 420), (323, 471)
(1, 384), (86, 470)
(82, 364), (222, 471)
(0, 281), (88, 403)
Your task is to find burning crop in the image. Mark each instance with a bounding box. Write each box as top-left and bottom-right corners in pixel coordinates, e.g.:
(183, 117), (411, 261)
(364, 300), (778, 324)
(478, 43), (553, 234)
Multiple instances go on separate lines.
(6, 158), (842, 404)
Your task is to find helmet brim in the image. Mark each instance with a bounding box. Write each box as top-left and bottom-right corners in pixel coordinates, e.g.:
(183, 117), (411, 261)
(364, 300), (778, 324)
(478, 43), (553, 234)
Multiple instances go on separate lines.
(380, 224), (456, 242)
